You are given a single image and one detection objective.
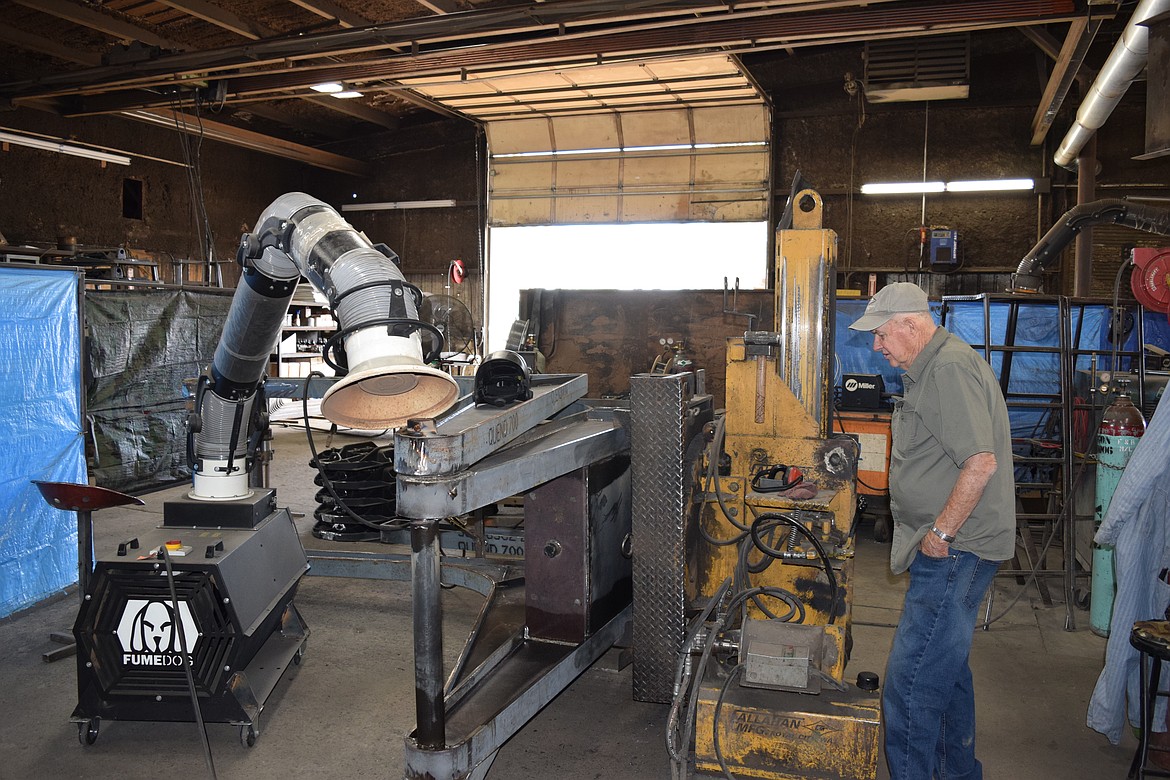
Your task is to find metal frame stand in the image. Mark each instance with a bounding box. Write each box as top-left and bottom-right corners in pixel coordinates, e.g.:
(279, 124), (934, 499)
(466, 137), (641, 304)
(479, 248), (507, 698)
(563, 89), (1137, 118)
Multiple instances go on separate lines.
(31, 481), (144, 662)
(309, 374), (633, 780)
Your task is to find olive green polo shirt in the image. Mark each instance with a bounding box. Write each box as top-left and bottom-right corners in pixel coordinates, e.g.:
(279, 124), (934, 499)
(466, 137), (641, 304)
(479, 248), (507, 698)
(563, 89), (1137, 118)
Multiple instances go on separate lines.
(888, 327), (1017, 574)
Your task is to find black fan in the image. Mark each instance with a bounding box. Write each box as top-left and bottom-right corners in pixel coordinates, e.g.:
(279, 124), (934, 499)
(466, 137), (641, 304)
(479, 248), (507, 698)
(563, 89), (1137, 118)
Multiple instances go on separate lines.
(419, 294), (477, 357)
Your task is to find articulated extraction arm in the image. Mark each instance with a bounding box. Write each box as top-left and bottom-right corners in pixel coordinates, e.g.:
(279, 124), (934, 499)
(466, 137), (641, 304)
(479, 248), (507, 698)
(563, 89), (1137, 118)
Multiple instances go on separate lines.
(1011, 199), (1170, 293)
(188, 192), (459, 501)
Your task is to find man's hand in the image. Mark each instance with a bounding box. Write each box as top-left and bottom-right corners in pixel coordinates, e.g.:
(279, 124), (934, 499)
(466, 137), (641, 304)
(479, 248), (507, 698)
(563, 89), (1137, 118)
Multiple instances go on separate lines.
(920, 530), (951, 558)
(919, 452), (998, 559)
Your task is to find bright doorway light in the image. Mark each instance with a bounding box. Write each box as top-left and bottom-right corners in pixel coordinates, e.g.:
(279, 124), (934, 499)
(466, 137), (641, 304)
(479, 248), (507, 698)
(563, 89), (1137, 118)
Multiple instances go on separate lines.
(486, 222), (769, 351)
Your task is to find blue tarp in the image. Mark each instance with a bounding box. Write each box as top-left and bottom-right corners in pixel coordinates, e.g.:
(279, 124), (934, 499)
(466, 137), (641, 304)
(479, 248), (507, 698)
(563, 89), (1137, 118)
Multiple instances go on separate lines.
(834, 296), (1170, 441)
(0, 266), (87, 618)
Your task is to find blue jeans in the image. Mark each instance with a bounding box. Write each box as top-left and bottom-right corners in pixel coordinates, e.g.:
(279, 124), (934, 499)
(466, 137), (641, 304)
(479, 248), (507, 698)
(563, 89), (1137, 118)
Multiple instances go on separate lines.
(884, 549), (999, 780)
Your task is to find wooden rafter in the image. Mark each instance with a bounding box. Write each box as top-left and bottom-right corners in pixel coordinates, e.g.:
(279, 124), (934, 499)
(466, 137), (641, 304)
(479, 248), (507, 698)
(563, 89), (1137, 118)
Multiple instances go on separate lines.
(287, 0), (372, 28)
(5, 0), (399, 156)
(154, 0), (275, 40)
(0, 23), (101, 66)
(10, 0), (174, 48)
(1030, 15), (1103, 146)
(122, 107), (367, 175)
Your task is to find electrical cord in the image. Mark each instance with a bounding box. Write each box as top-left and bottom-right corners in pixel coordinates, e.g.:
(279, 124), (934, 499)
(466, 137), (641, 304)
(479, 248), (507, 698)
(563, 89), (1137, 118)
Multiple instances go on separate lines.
(712, 664), (744, 780)
(701, 414), (752, 535)
(667, 578), (732, 778)
(733, 526), (804, 621)
(160, 546), (218, 780)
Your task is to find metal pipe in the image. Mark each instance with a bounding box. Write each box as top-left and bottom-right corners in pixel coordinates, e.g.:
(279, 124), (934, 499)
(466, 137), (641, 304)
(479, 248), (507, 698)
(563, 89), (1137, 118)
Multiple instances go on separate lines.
(411, 520), (446, 748)
(1073, 135), (1096, 297)
(1053, 0), (1170, 168)
(77, 509), (92, 605)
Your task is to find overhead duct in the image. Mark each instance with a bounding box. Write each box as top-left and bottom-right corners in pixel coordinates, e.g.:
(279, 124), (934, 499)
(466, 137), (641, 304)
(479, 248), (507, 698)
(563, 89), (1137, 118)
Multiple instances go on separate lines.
(1054, 0), (1170, 169)
(1011, 198), (1170, 292)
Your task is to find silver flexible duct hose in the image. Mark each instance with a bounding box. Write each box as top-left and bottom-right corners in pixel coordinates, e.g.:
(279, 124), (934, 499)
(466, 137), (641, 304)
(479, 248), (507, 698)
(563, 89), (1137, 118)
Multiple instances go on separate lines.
(330, 248), (417, 328)
(195, 393), (256, 461)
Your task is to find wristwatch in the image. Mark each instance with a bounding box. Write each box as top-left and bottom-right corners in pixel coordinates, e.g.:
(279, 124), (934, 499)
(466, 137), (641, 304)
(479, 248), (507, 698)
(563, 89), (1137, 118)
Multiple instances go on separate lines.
(930, 526), (956, 543)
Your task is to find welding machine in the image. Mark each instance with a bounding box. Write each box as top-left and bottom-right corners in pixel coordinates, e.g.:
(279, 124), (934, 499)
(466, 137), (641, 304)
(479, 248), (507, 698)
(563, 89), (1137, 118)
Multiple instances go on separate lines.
(839, 373), (885, 411)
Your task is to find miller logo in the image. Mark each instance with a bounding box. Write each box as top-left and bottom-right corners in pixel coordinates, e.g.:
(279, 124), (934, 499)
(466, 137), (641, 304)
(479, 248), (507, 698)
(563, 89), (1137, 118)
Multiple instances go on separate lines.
(844, 378), (877, 392)
(116, 599), (200, 667)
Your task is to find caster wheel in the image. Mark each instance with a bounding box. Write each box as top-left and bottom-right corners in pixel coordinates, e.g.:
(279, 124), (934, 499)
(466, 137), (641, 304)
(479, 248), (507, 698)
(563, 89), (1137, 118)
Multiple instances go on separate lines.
(78, 719), (99, 746)
(1074, 587), (1091, 611)
(873, 516), (892, 544)
(240, 724), (257, 748)
(293, 641), (307, 666)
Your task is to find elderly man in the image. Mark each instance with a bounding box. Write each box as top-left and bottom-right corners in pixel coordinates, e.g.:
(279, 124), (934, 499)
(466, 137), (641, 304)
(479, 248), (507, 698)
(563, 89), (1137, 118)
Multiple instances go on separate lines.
(849, 282), (1015, 780)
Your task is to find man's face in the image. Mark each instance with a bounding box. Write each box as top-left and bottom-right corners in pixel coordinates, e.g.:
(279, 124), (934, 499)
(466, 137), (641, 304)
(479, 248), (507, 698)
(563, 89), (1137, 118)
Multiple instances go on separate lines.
(871, 317), (919, 370)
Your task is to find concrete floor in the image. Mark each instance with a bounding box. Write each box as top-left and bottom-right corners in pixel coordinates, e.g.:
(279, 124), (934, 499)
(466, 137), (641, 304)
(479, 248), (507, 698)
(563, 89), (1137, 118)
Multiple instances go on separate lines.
(0, 425), (1138, 779)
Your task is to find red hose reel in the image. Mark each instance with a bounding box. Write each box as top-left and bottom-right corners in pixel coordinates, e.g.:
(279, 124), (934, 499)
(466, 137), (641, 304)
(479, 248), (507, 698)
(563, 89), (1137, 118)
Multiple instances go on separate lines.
(1130, 247), (1170, 323)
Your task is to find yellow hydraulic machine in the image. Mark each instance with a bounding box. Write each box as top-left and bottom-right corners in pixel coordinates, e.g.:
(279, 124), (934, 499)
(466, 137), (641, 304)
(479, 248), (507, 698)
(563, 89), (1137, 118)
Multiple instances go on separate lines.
(663, 188), (880, 779)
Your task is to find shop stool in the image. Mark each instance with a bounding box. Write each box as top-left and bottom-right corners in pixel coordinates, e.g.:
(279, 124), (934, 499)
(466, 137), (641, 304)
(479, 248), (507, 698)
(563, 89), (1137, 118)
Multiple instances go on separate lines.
(1130, 620), (1170, 778)
(31, 481), (144, 662)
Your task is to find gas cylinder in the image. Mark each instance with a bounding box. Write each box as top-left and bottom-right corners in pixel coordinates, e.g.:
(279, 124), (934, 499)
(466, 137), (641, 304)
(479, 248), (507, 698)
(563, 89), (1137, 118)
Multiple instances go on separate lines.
(1090, 378), (1147, 636)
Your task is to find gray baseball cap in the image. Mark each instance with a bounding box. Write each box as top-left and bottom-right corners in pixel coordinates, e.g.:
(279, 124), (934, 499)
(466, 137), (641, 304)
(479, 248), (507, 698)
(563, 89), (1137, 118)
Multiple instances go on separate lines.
(848, 283), (930, 331)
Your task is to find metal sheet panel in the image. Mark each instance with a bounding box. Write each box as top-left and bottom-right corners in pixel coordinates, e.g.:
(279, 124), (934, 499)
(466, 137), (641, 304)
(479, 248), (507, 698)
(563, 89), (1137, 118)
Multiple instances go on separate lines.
(525, 455), (632, 643)
(629, 372), (713, 702)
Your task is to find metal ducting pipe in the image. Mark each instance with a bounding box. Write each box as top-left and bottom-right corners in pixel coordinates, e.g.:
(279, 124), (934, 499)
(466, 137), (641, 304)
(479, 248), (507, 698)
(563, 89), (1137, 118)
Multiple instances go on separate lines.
(1011, 198), (1170, 292)
(190, 192), (460, 501)
(256, 193), (460, 430)
(1054, 0), (1170, 169)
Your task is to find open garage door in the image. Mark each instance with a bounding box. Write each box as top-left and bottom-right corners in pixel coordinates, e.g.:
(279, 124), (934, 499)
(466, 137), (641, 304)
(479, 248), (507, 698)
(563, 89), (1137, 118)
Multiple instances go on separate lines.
(485, 102), (770, 225)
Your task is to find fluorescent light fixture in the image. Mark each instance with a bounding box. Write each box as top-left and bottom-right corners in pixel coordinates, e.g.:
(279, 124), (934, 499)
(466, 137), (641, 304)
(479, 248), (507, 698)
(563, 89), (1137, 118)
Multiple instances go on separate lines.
(945, 178), (1034, 192)
(332, 90), (364, 99)
(860, 181), (945, 195)
(342, 199), (457, 212)
(310, 82), (344, 93)
(0, 130), (131, 166)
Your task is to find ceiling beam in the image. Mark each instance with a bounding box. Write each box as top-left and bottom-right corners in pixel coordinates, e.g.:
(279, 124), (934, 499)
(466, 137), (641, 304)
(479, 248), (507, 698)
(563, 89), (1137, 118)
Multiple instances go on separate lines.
(154, 0), (275, 40)
(1019, 25), (1062, 60)
(304, 95), (402, 129)
(10, 0), (176, 49)
(0, 0), (914, 96)
(1030, 15), (1103, 146)
(0, 23), (101, 66)
(4, 0), (393, 153)
(121, 108), (367, 175)
(415, 0), (461, 14)
(241, 102), (354, 140)
(287, 0), (372, 28)
(2, 0), (1086, 103)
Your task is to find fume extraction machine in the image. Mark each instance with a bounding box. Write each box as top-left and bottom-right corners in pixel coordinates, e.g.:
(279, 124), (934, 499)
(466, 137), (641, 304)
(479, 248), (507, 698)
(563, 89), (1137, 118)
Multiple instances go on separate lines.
(70, 191), (461, 747)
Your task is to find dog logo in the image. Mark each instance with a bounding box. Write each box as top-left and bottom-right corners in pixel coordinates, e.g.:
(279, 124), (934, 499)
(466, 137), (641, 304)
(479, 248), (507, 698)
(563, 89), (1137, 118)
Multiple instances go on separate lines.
(116, 599), (200, 665)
